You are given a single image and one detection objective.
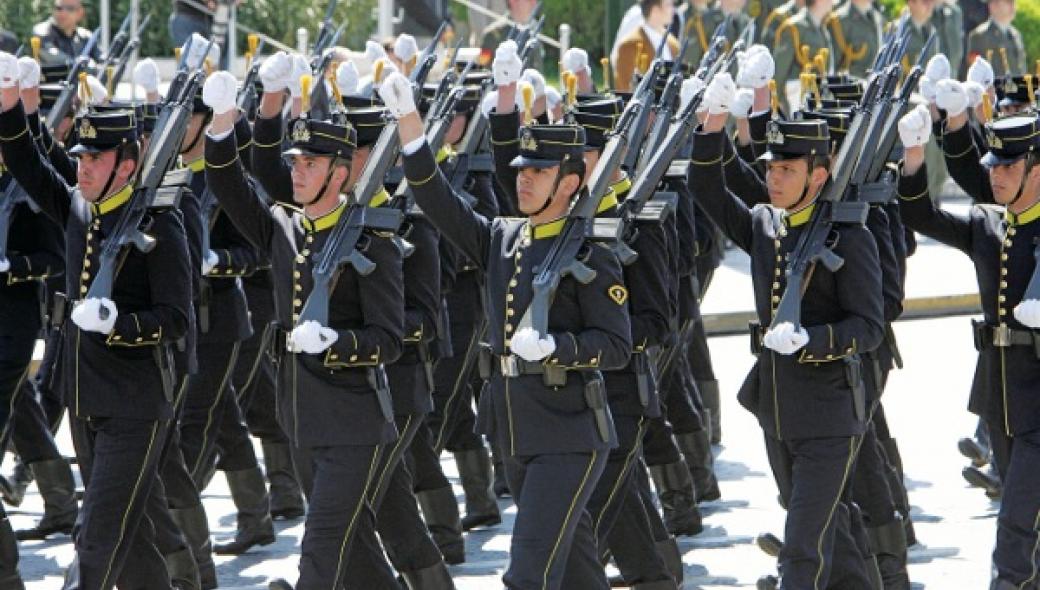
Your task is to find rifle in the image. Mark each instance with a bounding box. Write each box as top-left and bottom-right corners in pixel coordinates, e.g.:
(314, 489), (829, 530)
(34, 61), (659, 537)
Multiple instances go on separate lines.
(45, 27), (101, 132)
(98, 13), (132, 78)
(236, 35), (268, 112)
(107, 13), (154, 92)
(0, 181), (41, 263)
(311, 0), (339, 57)
(635, 37), (694, 173)
(84, 37), (217, 316)
(619, 40), (671, 175)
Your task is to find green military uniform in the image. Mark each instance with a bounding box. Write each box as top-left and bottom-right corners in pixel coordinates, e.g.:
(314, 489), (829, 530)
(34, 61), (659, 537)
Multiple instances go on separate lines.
(480, 19), (543, 71)
(931, 1), (964, 75)
(682, 3), (751, 69)
(967, 19), (1028, 78)
(773, 7), (834, 112)
(751, 0), (792, 44)
(826, 2), (884, 78)
(898, 18), (940, 75)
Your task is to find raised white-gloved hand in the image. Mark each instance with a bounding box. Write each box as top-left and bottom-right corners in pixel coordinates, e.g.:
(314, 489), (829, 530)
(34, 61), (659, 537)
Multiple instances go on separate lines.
(286, 54), (311, 98)
(288, 320), (339, 354)
(924, 54), (951, 84)
(1014, 299), (1040, 329)
(202, 70), (238, 115)
(71, 297), (118, 335)
(394, 34), (419, 65)
(704, 72), (736, 115)
(182, 32), (220, 68)
(377, 71), (417, 117)
(967, 56), (994, 89)
(336, 61), (359, 96)
(259, 51), (292, 92)
(680, 76), (706, 111)
(202, 250), (219, 275)
(0, 52), (17, 88)
(509, 327), (556, 362)
(0, 258), (9, 273)
(898, 104), (932, 148)
(133, 58), (161, 93)
(762, 321), (809, 355)
(545, 86), (562, 110)
(16, 57), (40, 88)
(85, 75), (107, 105)
(365, 40), (387, 65)
(492, 40), (523, 86)
(736, 48), (774, 89)
(736, 43), (770, 68)
(520, 69), (545, 99)
(561, 47), (590, 76)
(731, 87), (755, 118)
(963, 81), (985, 109)
(935, 78), (968, 116)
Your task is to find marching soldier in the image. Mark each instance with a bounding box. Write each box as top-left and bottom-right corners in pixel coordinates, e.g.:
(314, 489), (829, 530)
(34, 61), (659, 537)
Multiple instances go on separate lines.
(966, 0), (1027, 79)
(898, 0), (941, 73)
(0, 51), (194, 589)
(614, 0), (680, 93)
(679, 0), (751, 69)
(772, 0), (834, 112)
(826, 0), (884, 79)
(897, 103), (1040, 590)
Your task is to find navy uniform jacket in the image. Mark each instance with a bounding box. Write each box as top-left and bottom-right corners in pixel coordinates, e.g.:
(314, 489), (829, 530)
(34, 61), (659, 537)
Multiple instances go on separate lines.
(205, 131), (403, 448)
(899, 165), (1040, 437)
(690, 129), (884, 440)
(0, 103), (192, 421)
(941, 120), (995, 204)
(403, 140), (632, 456)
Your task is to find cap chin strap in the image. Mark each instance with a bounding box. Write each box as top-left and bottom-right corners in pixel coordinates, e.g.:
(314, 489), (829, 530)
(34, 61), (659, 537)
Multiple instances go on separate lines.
(531, 155), (572, 217)
(792, 155), (816, 211)
(97, 148), (125, 204)
(1008, 153), (1037, 209)
(303, 157), (346, 209)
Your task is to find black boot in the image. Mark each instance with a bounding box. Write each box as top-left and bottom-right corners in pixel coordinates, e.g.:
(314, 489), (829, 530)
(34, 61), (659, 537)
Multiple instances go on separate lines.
(696, 379), (721, 445)
(756, 575), (779, 590)
(417, 486), (466, 565)
(755, 532), (783, 557)
(957, 437), (990, 467)
(262, 441), (306, 520)
(0, 462), (31, 508)
(655, 537), (684, 584)
(0, 518), (24, 590)
(400, 562), (456, 590)
(165, 547), (202, 590)
(215, 467), (277, 554)
(648, 461), (703, 536)
(453, 448), (501, 531)
(868, 516), (910, 590)
(170, 505), (217, 590)
(268, 579), (293, 590)
(675, 431), (721, 503)
(15, 459), (78, 540)
(962, 466), (1002, 499)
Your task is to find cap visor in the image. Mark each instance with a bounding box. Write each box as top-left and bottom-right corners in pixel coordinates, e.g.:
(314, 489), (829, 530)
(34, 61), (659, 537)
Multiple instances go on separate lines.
(69, 143), (117, 155)
(509, 156), (560, 169)
(980, 151), (1026, 168)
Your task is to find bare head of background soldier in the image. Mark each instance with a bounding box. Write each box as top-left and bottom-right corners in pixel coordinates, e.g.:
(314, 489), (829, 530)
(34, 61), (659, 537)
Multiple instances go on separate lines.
(643, 0), (677, 28)
(907, 0), (938, 25)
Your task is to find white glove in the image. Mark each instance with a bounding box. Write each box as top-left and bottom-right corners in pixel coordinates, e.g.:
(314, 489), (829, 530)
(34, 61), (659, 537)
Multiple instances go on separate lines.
(202, 70), (238, 115)
(336, 60), (359, 96)
(182, 32), (220, 69)
(202, 250), (219, 275)
(85, 75), (107, 105)
(762, 322), (809, 355)
(71, 297), (118, 335)
(509, 327), (556, 362)
(288, 320), (339, 354)
(394, 34), (419, 64)
(480, 90), (498, 117)
(935, 79), (968, 116)
(545, 86), (562, 110)
(731, 88), (755, 118)
(967, 56), (994, 89)
(373, 58), (399, 87)
(561, 47), (590, 76)
(736, 49), (774, 89)
(286, 54), (311, 98)
(1013, 299), (1040, 329)
(259, 51), (292, 93)
(377, 71), (417, 117)
(365, 40), (387, 65)
(963, 81), (985, 109)
(737, 43), (770, 66)
(16, 57), (40, 88)
(680, 76), (705, 112)
(520, 69), (545, 99)
(924, 54), (951, 84)
(133, 58), (161, 93)
(492, 40), (523, 86)
(0, 52), (19, 89)
(919, 77), (938, 103)
(704, 72), (736, 115)
(0, 258), (9, 273)
(897, 104), (932, 148)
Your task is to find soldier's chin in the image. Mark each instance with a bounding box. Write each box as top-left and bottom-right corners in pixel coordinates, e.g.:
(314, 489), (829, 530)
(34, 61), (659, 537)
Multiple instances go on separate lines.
(768, 191), (795, 211)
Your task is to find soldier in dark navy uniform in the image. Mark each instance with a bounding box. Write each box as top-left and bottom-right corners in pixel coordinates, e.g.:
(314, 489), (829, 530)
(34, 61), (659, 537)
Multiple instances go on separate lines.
(689, 74), (882, 590)
(202, 69), (405, 590)
(379, 54), (632, 587)
(0, 52), (193, 590)
(897, 107), (1040, 590)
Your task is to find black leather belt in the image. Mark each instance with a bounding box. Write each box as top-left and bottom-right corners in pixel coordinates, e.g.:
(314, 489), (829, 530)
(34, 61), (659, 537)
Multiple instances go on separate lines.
(973, 320), (1040, 351)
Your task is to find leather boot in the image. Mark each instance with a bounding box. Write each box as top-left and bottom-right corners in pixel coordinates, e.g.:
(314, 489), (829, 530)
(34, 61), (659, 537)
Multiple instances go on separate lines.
(963, 466), (1002, 499)
(215, 467), (276, 554)
(957, 437), (990, 467)
(656, 537), (684, 584)
(0, 462), (31, 508)
(170, 505), (217, 590)
(755, 532), (783, 557)
(261, 441), (306, 520)
(401, 562), (456, 590)
(268, 579), (293, 590)
(756, 575), (779, 589)
(0, 518), (24, 590)
(696, 379), (721, 445)
(675, 431), (721, 503)
(990, 579), (1020, 590)
(453, 448), (501, 531)
(417, 486), (466, 565)
(868, 516), (911, 590)
(15, 459), (78, 540)
(165, 547), (202, 590)
(648, 461), (703, 536)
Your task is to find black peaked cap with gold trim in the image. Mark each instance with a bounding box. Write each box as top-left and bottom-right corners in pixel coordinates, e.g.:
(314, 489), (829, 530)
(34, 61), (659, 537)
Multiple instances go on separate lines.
(575, 96), (623, 150)
(338, 107), (388, 148)
(69, 110), (139, 155)
(509, 124), (586, 169)
(981, 114), (1040, 167)
(995, 76), (1036, 108)
(802, 108), (850, 150)
(282, 117), (357, 160)
(758, 119), (830, 162)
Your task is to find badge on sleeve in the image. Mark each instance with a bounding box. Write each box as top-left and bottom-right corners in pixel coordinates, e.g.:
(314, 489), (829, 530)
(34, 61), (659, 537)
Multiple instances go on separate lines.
(608, 284), (629, 305)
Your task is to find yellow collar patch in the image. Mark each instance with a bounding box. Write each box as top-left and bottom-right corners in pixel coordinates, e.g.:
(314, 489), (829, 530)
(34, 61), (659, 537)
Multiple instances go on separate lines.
(369, 188), (390, 208)
(527, 217), (567, 240)
(1006, 199), (1040, 227)
(183, 157), (206, 173)
(435, 145), (456, 164)
(91, 184), (134, 217)
(784, 201), (816, 228)
(609, 175), (632, 200)
(302, 199), (347, 233)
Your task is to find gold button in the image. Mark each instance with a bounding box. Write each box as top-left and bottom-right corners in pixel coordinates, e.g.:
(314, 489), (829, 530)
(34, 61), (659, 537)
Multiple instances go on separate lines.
(1002, 268), (1009, 276)
(1001, 281), (1008, 289)
(775, 269), (782, 277)
(306, 235), (314, 243)
(294, 271), (301, 279)
(295, 284), (302, 291)
(83, 260), (90, 268)
(504, 339), (511, 347)
(774, 240), (781, 248)
(302, 249), (310, 256)
(505, 324), (513, 332)
(292, 314), (300, 322)
(81, 272), (89, 281)
(506, 309), (514, 317)
(295, 255), (305, 264)
(370, 354), (378, 360)
(329, 353), (338, 360)
(135, 337), (143, 342)
(80, 286), (88, 295)
(1008, 227), (1017, 236)
(776, 255), (782, 262)
(1001, 253), (1009, 261)
(86, 246), (93, 254)
(509, 279), (518, 287)
(1004, 239), (1012, 247)
(293, 298), (302, 307)
(590, 357), (599, 365)
(112, 335), (121, 340)
(152, 332), (160, 338)
(999, 295), (1006, 303)
(506, 294), (514, 302)
(771, 295), (780, 303)
(86, 233), (93, 240)
(350, 354), (359, 362)
(772, 281), (780, 290)
(999, 308), (1007, 315)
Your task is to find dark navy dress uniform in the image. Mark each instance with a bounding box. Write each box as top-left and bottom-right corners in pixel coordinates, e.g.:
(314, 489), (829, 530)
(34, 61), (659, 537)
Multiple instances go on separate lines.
(204, 115), (405, 589)
(898, 115), (1040, 589)
(402, 120), (632, 590)
(689, 119), (882, 590)
(0, 105), (193, 590)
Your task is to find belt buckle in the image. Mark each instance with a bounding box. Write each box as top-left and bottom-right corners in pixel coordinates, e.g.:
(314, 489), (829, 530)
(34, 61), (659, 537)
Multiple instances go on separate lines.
(993, 325), (1012, 348)
(500, 355), (520, 377)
